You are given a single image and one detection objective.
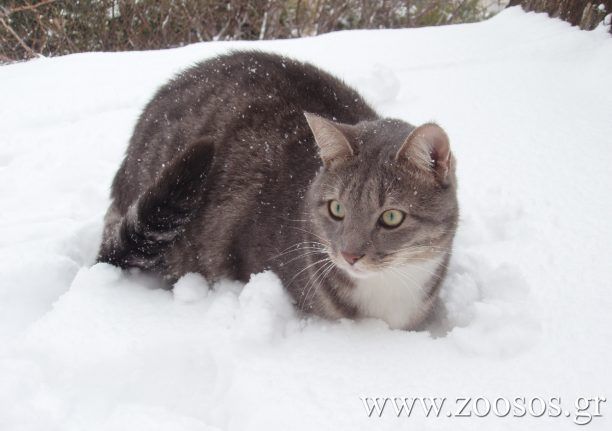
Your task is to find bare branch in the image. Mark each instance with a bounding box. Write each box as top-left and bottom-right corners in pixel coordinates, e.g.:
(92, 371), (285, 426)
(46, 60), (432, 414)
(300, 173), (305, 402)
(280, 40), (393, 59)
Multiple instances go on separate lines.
(0, 16), (38, 58)
(2, 0), (57, 16)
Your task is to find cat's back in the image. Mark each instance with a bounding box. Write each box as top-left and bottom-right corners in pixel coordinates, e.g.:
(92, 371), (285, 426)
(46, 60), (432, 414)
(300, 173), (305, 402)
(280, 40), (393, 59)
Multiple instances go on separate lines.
(145, 50), (377, 152)
(158, 51), (373, 123)
(113, 51), (377, 213)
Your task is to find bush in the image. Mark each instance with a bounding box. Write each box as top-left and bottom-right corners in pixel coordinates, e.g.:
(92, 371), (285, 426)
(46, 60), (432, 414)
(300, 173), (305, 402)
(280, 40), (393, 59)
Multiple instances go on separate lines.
(0, 0), (497, 63)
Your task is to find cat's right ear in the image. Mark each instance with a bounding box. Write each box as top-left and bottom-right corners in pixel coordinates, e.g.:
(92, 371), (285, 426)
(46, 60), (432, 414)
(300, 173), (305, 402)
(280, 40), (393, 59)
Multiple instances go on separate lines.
(304, 112), (354, 167)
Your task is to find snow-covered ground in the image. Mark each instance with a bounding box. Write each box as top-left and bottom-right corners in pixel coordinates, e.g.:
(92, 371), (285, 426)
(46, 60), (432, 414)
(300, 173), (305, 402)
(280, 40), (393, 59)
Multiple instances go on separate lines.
(1, 7), (611, 430)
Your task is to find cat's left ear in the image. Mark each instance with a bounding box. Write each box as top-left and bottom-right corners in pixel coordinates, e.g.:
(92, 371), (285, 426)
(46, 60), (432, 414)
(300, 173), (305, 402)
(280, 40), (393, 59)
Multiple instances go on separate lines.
(304, 112), (355, 167)
(395, 123), (452, 185)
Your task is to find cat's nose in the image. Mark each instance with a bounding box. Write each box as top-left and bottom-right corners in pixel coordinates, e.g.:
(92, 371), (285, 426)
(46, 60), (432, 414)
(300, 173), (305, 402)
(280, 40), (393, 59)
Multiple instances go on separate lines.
(341, 251), (364, 266)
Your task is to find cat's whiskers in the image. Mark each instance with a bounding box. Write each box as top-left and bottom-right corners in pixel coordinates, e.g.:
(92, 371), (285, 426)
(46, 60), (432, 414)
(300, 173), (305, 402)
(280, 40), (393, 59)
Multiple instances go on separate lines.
(397, 253), (446, 260)
(283, 249), (328, 265)
(408, 243), (450, 249)
(373, 249), (448, 284)
(373, 248), (445, 269)
(304, 262), (337, 310)
(398, 253), (451, 273)
(400, 262), (444, 281)
(287, 255), (332, 288)
(393, 246), (450, 259)
(287, 225), (330, 244)
(276, 240), (326, 252)
(299, 260), (335, 310)
(268, 241), (328, 261)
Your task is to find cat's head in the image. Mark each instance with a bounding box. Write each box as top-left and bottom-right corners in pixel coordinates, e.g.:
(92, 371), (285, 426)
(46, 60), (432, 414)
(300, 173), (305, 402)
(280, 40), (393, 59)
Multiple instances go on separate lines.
(304, 113), (458, 279)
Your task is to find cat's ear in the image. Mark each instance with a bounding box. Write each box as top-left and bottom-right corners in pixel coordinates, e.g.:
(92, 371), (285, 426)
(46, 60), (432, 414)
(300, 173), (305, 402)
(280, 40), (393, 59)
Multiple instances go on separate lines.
(304, 112), (354, 166)
(395, 123), (452, 185)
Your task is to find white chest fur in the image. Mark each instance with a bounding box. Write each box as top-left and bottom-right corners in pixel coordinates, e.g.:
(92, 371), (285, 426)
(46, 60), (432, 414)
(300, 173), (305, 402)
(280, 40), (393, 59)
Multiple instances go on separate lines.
(350, 255), (443, 330)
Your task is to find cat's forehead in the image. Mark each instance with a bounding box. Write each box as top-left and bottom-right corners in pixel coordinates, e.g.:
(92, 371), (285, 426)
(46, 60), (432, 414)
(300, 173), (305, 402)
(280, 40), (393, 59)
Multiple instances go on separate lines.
(323, 160), (416, 206)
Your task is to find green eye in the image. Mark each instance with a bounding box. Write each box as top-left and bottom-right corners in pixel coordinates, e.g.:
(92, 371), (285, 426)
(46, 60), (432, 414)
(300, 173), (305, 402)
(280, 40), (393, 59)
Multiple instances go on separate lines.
(328, 200), (345, 220)
(380, 209), (404, 228)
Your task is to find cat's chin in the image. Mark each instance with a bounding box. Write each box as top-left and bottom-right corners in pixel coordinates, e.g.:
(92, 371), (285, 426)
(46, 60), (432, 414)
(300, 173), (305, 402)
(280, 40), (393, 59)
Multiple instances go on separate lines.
(336, 262), (377, 280)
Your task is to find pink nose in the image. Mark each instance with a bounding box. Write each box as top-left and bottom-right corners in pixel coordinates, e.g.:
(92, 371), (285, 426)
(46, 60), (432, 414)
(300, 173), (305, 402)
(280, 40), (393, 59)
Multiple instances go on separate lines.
(341, 251), (363, 265)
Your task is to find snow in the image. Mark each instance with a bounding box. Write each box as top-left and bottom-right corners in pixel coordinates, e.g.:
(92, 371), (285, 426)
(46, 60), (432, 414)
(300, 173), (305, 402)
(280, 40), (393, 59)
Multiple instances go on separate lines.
(1, 7), (611, 430)
(173, 273), (211, 303)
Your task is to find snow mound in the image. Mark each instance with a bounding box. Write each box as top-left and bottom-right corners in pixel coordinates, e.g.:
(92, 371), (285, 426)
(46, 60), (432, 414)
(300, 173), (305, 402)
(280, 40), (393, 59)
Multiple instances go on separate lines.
(352, 63), (401, 105)
(174, 273), (211, 303)
(236, 272), (296, 342)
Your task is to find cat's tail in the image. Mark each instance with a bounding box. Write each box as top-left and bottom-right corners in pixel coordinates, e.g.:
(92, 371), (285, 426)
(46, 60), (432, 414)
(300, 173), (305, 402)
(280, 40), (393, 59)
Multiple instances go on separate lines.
(97, 141), (215, 272)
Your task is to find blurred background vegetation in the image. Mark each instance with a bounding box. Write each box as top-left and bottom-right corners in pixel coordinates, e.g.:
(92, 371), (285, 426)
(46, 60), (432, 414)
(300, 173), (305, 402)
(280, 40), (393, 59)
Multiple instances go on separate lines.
(0, 0), (508, 63)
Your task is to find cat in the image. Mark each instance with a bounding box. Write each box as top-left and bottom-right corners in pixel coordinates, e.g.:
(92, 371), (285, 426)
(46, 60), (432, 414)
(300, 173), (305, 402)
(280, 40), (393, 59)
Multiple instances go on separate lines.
(97, 50), (459, 330)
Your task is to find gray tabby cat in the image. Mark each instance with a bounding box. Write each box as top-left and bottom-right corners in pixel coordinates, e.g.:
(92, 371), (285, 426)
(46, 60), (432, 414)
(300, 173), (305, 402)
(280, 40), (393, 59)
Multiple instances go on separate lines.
(98, 51), (458, 330)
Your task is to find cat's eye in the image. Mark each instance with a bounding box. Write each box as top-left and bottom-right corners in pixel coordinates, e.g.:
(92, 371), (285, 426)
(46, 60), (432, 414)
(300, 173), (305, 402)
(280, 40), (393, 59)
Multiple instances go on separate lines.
(379, 209), (405, 228)
(328, 200), (345, 220)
